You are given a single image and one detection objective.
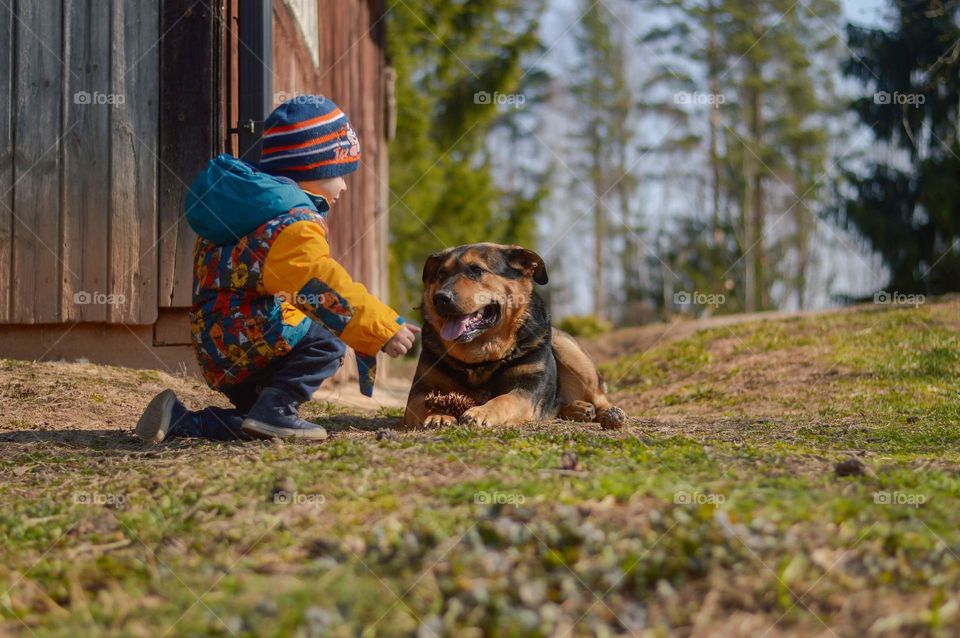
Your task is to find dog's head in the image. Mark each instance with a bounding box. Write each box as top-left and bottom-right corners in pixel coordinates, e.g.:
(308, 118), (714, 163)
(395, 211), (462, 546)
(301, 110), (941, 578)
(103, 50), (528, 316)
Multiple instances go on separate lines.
(421, 243), (547, 359)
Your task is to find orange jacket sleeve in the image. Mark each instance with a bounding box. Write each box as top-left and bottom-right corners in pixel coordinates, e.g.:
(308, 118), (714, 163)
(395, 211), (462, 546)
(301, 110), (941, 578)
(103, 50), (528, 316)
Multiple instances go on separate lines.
(261, 220), (402, 355)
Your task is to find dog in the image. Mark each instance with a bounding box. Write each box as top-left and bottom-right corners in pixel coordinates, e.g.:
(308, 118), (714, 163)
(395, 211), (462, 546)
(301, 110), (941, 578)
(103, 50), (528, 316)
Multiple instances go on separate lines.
(402, 242), (625, 429)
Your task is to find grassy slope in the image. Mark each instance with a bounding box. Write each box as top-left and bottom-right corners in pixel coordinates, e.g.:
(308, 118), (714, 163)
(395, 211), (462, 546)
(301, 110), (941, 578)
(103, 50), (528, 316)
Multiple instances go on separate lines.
(1, 300), (958, 637)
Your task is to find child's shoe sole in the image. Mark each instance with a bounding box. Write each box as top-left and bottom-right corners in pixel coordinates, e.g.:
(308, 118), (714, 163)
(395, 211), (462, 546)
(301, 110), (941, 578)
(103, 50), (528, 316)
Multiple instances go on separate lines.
(241, 418), (328, 441)
(136, 389), (178, 443)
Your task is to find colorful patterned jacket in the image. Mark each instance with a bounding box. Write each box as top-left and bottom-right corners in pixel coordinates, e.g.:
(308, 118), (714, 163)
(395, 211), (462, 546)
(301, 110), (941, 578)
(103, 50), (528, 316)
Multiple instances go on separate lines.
(186, 154), (403, 395)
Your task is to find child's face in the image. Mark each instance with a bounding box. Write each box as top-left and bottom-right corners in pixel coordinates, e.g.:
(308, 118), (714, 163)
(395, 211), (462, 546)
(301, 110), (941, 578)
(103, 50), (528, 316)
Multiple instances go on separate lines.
(297, 177), (347, 206)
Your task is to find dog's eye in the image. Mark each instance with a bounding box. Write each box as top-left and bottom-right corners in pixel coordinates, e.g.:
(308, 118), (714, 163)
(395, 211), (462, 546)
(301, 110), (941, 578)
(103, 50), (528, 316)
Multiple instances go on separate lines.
(468, 265), (484, 277)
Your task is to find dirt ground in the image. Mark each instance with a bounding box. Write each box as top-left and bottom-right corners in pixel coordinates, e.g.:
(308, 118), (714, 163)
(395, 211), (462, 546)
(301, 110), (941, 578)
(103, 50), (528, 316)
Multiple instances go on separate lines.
(2, 301), (959, 637)
(0, 309), (800, 437)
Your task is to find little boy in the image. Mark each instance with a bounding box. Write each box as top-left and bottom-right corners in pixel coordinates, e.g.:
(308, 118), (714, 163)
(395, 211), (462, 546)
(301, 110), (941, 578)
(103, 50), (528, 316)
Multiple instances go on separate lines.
(135, 97), (419, 442)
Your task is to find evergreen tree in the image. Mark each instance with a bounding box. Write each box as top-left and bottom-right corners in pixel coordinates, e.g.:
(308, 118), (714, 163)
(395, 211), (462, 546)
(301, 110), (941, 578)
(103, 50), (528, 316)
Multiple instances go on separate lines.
(723, 0), (841, 310)
(570, 0), (639, 321)
(838, 0), (960, 296)
(386, 0), (548, 309)
(645, 0), (841, 312)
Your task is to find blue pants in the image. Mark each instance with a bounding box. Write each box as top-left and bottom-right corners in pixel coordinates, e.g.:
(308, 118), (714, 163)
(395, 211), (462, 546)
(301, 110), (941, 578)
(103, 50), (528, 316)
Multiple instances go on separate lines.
(179, 321), (346, 440)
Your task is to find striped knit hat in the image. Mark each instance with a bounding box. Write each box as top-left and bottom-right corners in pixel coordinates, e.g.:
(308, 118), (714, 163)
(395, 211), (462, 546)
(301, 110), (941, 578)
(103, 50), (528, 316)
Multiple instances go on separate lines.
(259, 97), (361, 180)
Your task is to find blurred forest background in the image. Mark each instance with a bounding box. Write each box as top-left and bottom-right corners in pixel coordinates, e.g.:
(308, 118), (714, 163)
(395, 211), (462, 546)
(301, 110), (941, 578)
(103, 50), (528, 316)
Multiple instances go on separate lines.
(384, 0), (960, 331)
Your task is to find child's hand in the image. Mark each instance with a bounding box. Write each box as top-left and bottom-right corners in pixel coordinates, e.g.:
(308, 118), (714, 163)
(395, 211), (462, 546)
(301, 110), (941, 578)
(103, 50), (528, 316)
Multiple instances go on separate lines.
(383, 324), (421, 357)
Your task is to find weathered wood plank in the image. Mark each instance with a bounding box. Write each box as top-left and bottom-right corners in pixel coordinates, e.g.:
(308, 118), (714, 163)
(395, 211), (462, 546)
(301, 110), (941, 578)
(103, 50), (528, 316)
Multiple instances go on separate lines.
(359, 4), (377, 290)
(158, 0), (215, 309)
(109, 0), (159, 325)
(12, 0), (63, 323)
(0, 0), (12, 322)
(371, 0), (390, 300)
(329, 0), (352, 269)
(62, 0), (111, 323)
(126, 0), (160, 325)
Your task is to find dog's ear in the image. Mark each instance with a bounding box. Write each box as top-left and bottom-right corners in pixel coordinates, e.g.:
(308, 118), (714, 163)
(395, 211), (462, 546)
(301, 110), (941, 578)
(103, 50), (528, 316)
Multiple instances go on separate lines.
(422, 251), (446, 283)
(506, 246), (548, 285)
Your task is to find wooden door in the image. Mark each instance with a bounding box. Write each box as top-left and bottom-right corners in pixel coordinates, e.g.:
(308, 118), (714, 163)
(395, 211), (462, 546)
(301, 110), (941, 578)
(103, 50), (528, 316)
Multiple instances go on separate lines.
(158, 0), (222, 311)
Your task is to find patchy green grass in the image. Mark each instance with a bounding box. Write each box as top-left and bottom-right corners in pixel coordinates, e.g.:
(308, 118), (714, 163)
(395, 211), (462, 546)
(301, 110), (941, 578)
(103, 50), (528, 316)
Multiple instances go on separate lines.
(1, 301), (959, 637)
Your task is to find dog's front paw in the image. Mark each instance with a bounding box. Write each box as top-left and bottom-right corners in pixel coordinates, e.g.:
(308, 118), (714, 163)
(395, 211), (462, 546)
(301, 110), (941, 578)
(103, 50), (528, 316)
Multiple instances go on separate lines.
(459, 405), (498, 427)
(558, 400), (596, 422)
(423, 413), (458, 428)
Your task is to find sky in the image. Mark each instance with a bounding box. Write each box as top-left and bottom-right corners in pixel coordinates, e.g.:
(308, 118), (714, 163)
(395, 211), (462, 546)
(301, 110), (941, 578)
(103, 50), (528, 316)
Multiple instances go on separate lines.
(843, 0), (889, 26)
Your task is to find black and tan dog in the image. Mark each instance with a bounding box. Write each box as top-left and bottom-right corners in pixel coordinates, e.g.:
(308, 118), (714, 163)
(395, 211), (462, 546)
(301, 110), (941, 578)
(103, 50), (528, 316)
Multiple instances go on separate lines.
(403, 242), (625, 429)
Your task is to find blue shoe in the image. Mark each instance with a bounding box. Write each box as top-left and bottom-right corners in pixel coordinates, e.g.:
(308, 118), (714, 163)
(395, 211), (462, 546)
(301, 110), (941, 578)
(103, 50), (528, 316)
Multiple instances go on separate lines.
(135, 390), (194, 443)
(241, 388), (328, 441)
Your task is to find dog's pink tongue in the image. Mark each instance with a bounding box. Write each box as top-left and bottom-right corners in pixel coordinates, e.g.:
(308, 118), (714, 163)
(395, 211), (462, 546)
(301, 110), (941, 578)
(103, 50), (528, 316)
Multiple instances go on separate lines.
(441, 315), (472, 341)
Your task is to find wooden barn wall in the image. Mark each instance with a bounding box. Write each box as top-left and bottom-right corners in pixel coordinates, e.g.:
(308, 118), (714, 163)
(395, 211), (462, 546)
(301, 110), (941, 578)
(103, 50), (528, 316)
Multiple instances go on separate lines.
(272, 0), (389, 301)
(0, 0), (159, 326)
(0, 0), (387, 331)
